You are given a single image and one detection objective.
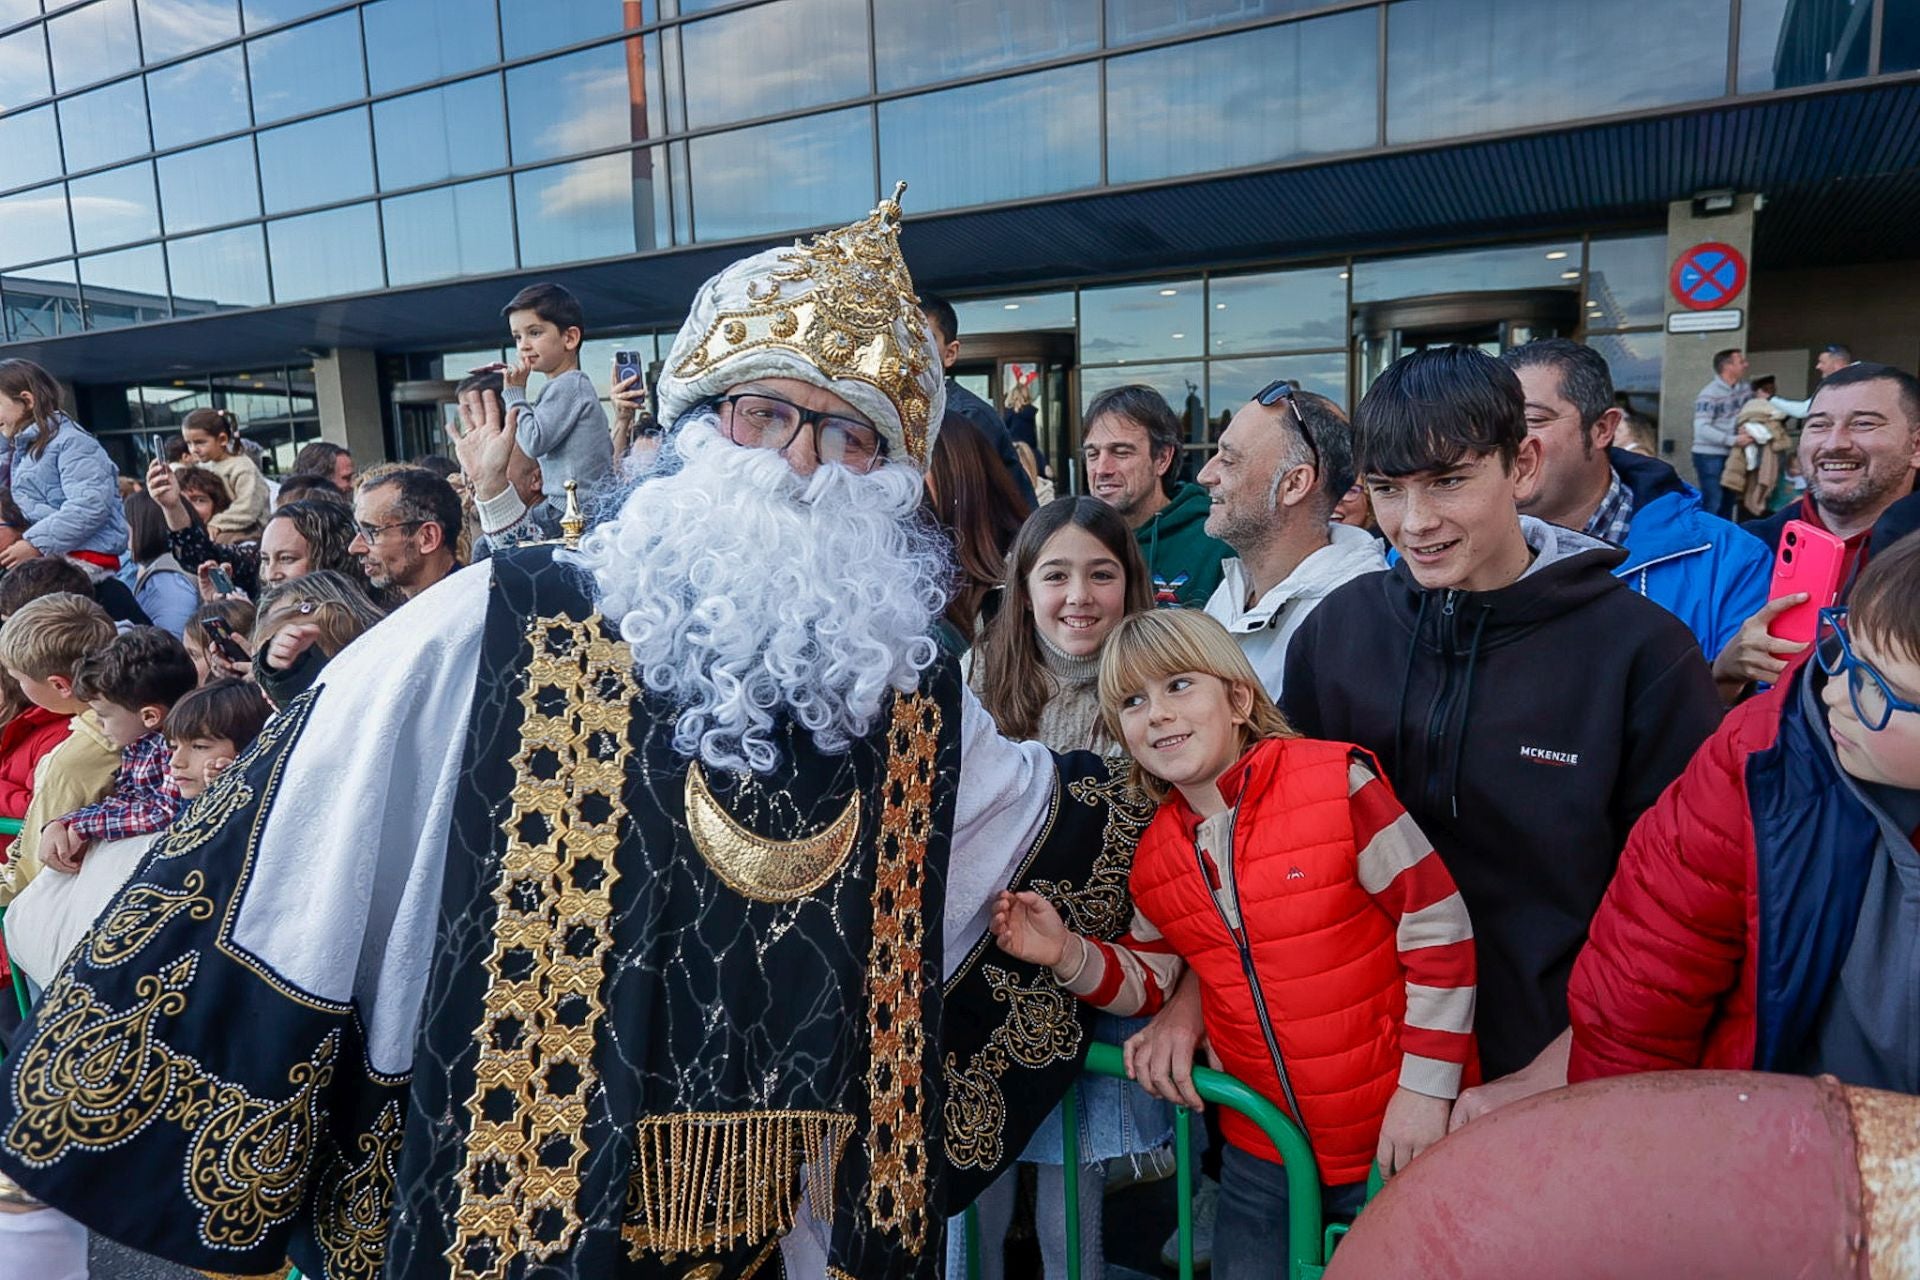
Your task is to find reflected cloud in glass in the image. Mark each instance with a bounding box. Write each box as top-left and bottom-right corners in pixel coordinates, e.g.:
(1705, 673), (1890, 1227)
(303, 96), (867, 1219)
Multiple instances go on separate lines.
(507, 39), (654, 166)
(1208, 354), (1348, 417)
(148, 46), (252, 149)
(138, 0), (242, 64)
(48, 0), (142, 92)
(0, 25), (52, 109)
(689, 108), (872, 242)
(515, 150), (667, 266)
(681, 0), (867, 129)
(879, 64), (1099, 213)
(70, 161), (160, 252)
(873, 0), (1096, 92)
(0, 183), (73, 267)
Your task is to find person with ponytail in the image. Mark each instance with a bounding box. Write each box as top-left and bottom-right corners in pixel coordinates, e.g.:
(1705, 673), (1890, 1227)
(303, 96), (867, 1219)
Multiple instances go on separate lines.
(0, 358), (129, 572)
(181, 407), (269, 542)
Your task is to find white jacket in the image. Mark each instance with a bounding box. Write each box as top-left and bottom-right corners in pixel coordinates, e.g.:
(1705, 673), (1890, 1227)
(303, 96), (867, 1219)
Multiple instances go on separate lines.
(1203, 523), (1387, 699)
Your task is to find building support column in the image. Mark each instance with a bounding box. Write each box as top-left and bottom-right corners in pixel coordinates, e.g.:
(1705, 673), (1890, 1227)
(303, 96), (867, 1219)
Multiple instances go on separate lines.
(1659, 194), (1757, 484)
(312, 347), (387, 465)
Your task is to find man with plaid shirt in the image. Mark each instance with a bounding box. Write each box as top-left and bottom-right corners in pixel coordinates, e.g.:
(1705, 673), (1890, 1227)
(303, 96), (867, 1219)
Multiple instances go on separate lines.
(34, 628), (197, 875)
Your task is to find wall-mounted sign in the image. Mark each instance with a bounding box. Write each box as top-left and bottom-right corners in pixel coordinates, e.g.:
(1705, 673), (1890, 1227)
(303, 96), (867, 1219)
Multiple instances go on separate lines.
(1666, 308), (1744, 334)
(1670, 242), (1748, 311)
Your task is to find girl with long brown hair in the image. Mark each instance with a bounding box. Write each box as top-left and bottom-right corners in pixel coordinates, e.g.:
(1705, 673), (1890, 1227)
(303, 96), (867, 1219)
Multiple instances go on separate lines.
(923, 409), (1031, 654)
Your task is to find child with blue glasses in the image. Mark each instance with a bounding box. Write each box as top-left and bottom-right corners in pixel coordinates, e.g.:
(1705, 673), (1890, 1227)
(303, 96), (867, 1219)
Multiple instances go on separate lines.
(1568, 533), (1920, 1090)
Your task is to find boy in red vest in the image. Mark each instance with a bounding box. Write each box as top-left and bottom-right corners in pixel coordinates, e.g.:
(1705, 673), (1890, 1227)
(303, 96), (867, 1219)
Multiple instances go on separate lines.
(992, 609), (1475, 1278)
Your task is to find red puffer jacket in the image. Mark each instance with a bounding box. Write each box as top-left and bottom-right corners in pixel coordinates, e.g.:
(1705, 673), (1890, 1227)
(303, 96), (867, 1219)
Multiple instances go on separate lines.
(1129, 737), (1405, 1184)
(0, 705), (74, 820)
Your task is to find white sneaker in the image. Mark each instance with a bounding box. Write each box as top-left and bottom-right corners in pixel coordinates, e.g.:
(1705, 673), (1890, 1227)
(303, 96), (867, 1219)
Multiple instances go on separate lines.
(1158, 1174), (1219, 1271)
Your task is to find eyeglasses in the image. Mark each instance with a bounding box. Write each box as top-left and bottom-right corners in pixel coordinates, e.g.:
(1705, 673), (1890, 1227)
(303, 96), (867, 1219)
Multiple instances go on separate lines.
(1254, 379), (1319, 474)
(1815, 607), (1920, 732)
(711, 392), (886, 473)
(354, 518), (424, 543)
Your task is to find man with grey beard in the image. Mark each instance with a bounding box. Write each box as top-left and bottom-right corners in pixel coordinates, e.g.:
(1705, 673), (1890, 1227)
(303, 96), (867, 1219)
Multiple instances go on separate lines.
(0, 189), (1146, 1280)
(1712, 362), (1920, 697)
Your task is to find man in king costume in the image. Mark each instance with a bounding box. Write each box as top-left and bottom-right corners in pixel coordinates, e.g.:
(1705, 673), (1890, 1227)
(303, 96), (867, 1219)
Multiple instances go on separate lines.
(0, 188), (1150, 1279)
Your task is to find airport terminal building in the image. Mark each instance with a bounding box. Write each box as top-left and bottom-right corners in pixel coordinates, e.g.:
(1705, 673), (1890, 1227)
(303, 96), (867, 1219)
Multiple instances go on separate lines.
(0, 0), (1916, 483)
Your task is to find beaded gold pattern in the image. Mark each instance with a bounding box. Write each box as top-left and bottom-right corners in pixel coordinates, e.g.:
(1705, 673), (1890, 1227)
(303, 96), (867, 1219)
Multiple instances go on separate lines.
(862, 691), (938, 1249)
(448, 614), (637, 1280)
(312, 1101), (403, 1280)
(1027, 760), (1156, 942)
(942, 966), (1083, 1171)
(88, 870), (217, 968)
(618, 1109), (855, 1260)
(673, 183), (937, 465)
(685, 763), (861, 904)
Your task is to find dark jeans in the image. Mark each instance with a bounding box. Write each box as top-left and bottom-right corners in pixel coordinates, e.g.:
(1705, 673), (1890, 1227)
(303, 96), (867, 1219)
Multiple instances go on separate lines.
(1692, 451), (1731, 518)
(1214, 1143), (1368, 1280)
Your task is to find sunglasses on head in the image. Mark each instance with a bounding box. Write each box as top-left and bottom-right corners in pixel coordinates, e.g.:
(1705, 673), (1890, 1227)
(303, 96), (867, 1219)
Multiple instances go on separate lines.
(1254, 379), (1319, 473)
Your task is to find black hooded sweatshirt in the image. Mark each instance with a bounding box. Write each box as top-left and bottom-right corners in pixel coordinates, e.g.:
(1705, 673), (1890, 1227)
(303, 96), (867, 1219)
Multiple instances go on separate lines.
(1281, 519), (1723, 1077)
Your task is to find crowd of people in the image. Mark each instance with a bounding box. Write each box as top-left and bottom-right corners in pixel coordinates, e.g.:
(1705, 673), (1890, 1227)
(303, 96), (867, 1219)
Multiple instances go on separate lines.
(0, 227), (1916, 1280)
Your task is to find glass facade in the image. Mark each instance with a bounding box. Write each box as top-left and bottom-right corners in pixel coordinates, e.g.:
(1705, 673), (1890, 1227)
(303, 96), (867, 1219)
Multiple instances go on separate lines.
(0, 0), (1903, 345)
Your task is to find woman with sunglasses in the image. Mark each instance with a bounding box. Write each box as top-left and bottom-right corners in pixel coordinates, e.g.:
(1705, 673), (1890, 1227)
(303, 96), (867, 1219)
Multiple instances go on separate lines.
(1567, 533), (1920, 1092)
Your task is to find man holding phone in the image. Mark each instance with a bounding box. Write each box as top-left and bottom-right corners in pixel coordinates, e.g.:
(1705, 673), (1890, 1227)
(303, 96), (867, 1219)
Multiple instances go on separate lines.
(1713, 362), (1920, 698)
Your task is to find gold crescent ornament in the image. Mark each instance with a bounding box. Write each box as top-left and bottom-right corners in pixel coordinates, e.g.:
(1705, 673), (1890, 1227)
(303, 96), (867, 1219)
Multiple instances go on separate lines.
(684, 764), (860, 903)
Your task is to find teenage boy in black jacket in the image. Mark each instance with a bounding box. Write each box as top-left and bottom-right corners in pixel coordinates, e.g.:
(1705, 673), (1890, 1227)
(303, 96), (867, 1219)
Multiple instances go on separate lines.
(1281, 347), (1722, 1117)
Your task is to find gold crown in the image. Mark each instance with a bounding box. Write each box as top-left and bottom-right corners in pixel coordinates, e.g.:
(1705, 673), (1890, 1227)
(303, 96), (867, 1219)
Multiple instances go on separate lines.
(672, 183), (937, 464)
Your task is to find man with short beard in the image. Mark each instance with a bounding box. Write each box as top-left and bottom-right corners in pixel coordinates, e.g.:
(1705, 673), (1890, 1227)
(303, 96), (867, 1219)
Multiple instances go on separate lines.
(1713, 362), (1920, 696)
(0, 190), (1145, 1280)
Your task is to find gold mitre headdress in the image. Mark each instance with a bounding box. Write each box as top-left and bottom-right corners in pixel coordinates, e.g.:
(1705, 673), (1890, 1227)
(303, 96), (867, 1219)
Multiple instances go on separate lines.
(657, 182), (946, 468)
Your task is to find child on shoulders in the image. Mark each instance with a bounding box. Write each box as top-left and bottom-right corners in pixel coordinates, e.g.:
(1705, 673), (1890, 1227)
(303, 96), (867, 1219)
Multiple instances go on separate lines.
(499, 283), (613, 507)
(992, 609), (1476, 1278)
(181, 408), (269, 543)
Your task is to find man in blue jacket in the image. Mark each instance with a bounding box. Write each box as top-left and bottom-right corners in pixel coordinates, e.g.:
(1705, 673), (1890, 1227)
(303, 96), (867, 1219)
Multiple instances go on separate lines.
(1504, 339), (1771, 661)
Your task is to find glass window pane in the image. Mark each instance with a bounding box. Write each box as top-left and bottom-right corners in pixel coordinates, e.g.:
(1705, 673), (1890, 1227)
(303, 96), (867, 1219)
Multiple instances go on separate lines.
(382, 175), (513, 286)
(2, 260), (80, 339)
(952, 290), (1076, 335)
(48, 0), (142, 91)
(1208, 266), (1347, 355)
(267, 201), (382, 301)
(0, 181), (72, 266)
(507, 40), (656, 167)
(59, 77), (153, 172)
(1079, 361), (1208, 439)
(258, 107), (373, 214)
(1108, 10), (1377, 185)
(1585, 234), (1667, 329)
(0, 106), (64, 190)
(147, 47), (252, 150)
(514, 148), (668, 266)
(1737, 0), (1871, 91)
(1587, 329), (1663, 423)
(0, 0), (41, 29)
(248, 11), (364, 125)
(79, 242), (168, 327)
(167, 224), (267, 311)
(363, 0), (498, 96)
(1351, 240), (1582, 303)
(689, 108), (872, 242)
(374, 74), (504, 190)
(139, 0), (241, 63)
(70, 160), (159, 251)
(1887, 0), (1920, 74)
(1208, 353), (1348, 415)
(242, 0), (329, 29)
(1080, 279), (1204, 364)
(681, 0), (867, 129)
(873, 0), (1098, 91)
(1107, 0), (1324, 45)
(157, 137), (258, 233)
(500, 0), (649, 57)
(879, 64), (1098, 213)
(0, 24), (52, 109)
(1386, 0), (1731, 145)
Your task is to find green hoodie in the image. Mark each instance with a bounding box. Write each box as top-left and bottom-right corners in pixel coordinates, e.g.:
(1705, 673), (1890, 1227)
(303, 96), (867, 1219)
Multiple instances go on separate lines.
(1135, 481), (1232, 608)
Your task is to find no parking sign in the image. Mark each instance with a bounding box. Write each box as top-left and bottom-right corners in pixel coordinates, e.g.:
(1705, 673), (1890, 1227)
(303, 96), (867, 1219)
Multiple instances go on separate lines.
(1670, 242), (1748, 311)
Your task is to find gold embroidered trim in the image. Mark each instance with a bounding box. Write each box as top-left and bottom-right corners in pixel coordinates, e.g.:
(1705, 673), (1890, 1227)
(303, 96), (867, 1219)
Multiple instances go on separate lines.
(942, 966), (1083, 1172)
(685, 763), (861, 903)
(312, 1101), (403, 1280)
(448, 614), (636, 1280)
(863, 691), (937, 1249)
(88, 870), (217, 968)
(1027, 759), (1155, 942)
(619, 1110), (855, 1260)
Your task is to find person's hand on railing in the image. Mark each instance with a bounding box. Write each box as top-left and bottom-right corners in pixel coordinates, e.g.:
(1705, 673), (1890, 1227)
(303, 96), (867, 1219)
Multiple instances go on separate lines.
(990, 890), (1071, 969)
(1123, 966), (1209, 1110)
(1376, 1086), (1450, 1178)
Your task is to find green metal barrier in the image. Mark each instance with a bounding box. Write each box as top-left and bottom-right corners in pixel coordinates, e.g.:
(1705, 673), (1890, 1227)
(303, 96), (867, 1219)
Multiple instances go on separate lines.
(966, 1040), (1363, 1280)
(0, 816), (36, 1026)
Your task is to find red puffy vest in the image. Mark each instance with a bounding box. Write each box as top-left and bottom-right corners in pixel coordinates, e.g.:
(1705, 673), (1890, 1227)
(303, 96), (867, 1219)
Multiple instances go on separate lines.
(1128, 736), (1404, 1184)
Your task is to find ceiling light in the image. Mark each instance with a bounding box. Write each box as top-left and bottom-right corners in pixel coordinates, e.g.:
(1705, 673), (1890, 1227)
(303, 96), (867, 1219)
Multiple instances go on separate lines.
(1171, 333), (1185, 340)
(1215, 303), (1226, 310)
(1003, 302), (1020, 310)
(1158, 288), (1178, 296)
(1338, 271), (1349, 280)
(1560, 270), (1580, 280)
(1546, 251), (1569, 260)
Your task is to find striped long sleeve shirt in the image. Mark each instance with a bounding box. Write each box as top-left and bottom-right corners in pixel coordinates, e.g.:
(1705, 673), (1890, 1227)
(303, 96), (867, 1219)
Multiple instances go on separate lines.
(1054, 759), (1477, 1099)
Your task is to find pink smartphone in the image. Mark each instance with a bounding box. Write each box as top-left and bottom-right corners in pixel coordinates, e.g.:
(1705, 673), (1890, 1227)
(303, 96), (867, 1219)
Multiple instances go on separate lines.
(1766, 519), (1848, 644)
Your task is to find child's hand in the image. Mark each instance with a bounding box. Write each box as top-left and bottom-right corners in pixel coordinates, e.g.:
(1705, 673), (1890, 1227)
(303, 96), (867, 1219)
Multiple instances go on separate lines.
(504, 358), (532, 390)
(0, 539), (40, 569)
(990, 890), (1071, 969)
(40, 820), (87, 874)
(1377, 1086), (1451, 1179)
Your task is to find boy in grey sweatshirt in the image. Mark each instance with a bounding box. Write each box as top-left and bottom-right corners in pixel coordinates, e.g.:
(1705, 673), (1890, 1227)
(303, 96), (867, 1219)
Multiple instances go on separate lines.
(501, 282), (614, 506)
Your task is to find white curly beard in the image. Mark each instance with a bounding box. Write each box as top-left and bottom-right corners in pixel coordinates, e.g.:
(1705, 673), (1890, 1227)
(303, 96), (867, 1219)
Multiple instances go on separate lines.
(573, 415), (950, 774)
